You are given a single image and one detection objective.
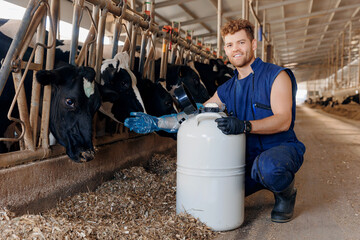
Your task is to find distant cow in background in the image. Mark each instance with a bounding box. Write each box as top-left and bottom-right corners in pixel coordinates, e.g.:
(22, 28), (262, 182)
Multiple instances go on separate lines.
(342, 94), (360, 105)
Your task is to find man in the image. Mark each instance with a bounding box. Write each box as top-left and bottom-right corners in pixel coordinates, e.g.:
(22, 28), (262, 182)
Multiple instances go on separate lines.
(125, 18), (305, 223)
(208, 18), (305, 223)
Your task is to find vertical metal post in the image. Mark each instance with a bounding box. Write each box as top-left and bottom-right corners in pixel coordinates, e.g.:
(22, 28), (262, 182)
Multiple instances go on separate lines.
(69, 0), (84, 65)
(148, 33), (157, 81)
(341, 32), (344, 85)
(129, 24), (138, 71)
(348, 22), (352, 87)
(160, 38), (168, 79)
(217, 0), (222, 58)
(111, 17), (123, 58)
(138, 33), (148, 75)
(262, 10), (266, 61)
(331, 46), (334, 90)
(30, 15), (46, 145)
(242, 0), (249, 20)
(358, 40), (360, 87)
(335, 40), (339, 88)
(95, 7), (108, 84)
(89, 5), (99, 68)
(254, 0), (258, 58)
(0, 0), (42, 96)
(41, 0), (59, 149)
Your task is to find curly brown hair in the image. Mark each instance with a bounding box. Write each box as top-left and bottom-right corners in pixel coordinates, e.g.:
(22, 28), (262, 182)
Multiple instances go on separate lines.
(221, 19), (255, 41)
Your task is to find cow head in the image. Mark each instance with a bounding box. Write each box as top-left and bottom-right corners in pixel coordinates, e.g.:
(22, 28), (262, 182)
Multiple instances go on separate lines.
(99, 56), (145, 122)
(137, 77), (177, 117)
(166, 64), (209, 103)
(209, 58), (234, 86)
(36, 64), (101, 163)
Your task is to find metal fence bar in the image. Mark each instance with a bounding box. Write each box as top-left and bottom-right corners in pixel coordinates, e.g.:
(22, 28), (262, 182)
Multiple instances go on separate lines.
(0, 0), (43, 97)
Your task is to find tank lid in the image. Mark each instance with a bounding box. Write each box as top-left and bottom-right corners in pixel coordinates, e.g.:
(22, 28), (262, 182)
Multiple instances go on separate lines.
(203, 103), (220, 112)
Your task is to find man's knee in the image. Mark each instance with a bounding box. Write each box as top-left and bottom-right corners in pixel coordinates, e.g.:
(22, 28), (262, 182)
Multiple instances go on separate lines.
(251, 153), (294, 192)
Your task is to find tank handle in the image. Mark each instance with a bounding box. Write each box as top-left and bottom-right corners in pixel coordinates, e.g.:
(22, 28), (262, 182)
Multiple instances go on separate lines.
(195, 113), (222, 126)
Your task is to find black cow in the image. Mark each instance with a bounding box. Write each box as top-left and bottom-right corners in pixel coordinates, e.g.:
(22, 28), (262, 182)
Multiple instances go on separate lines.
(153, 59), (210, 103)
(99, 53), (145, 123)
(209, 58), (234, 86)
(36, 65), (101, 162)
(136, 76), (177, 117)
(342, 94), (360, 105)
(0, 19), (101, 162)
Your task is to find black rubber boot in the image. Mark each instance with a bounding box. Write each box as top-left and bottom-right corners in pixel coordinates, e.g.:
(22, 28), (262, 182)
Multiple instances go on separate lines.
(271, 179), (297, 223)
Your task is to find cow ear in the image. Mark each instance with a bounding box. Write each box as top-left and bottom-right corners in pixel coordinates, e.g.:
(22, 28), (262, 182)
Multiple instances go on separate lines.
(156, 78), (166, 83)
(79, 66), (96, 82)
(209, 59), (217, 66)
(178, 66), (185, 78)
(216, 58), (225, 66)
(35, 69), (57, 86)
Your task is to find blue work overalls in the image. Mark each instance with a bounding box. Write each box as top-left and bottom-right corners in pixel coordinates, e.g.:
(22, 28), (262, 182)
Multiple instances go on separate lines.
(217, 58), (305, 196)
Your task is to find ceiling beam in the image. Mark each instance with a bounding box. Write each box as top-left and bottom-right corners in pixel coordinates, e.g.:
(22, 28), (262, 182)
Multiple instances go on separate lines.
(271, 16), (360, 37)
(276, 38), (334, 49)
(257, 0), (308, 11)
(279, 45), (332, 56)
(154, 0), (196, 9)
(268, 2), (360, 24)
(178, 2), (212, 33)
(180, 0), (308, 26)
(274, 29), (341, 44)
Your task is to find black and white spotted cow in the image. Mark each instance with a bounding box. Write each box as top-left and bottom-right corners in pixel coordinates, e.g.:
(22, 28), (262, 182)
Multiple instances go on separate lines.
(154, 59), (210, 103)
(99, 52), (146, 123)
(0, 19), (101, 163)
(36, 65), (101, 162)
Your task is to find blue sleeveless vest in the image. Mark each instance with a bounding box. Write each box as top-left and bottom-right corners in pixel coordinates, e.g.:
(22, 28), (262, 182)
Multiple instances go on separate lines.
(217, 58), (305, 161)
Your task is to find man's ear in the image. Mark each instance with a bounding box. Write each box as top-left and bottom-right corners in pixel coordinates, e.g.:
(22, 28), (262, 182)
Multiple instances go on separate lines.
(252, 39), (257, 51)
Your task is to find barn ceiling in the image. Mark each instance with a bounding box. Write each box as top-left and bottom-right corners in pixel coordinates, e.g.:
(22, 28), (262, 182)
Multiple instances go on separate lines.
(131, 0), (360, 83)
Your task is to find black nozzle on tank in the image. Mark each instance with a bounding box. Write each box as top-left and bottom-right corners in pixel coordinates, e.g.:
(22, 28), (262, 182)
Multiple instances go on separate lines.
(172, 83), (197, 114)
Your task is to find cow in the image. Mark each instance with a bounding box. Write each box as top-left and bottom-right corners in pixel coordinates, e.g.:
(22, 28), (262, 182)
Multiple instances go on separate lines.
(153, 59), (210, 103)
(99, 52), (145, 123)
(0, 19), (101, 163)
(36, 64), (101, 162)
(342, 94), (360, 105)
(100, 53), (180, 139)
(209, 58), (234, 86)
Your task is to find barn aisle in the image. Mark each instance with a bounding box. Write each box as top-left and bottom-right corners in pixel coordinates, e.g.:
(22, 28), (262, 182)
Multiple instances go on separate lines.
(215, 105), (360, 240)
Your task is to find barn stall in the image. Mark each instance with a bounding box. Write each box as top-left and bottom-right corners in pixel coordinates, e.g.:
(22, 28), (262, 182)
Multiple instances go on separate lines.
(0, 0), (360, 239)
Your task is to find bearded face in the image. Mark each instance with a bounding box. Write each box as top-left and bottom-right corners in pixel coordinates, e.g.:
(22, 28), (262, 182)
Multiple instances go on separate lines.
(223, 30), (256, 69)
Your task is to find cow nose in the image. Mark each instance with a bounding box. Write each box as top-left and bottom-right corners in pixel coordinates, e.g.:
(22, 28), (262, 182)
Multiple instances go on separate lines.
(79, 150), (95, 162)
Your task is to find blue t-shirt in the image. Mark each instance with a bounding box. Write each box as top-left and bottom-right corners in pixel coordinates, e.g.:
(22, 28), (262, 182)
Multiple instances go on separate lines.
(217, 58), (305, 162)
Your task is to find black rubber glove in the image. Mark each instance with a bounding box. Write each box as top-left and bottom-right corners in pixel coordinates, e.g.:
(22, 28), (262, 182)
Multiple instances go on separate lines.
(215, 116), (246, 135)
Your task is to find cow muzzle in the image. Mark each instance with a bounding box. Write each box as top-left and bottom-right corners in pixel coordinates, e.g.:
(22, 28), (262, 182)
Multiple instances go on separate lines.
(78, 149), (95, 163)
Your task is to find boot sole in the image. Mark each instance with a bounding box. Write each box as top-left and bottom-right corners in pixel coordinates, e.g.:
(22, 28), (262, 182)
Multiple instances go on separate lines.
(271, 216), (293, 223)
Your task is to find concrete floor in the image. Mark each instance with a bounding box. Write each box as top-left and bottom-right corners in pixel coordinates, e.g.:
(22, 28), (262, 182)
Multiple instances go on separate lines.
(215, 105), (360, 240)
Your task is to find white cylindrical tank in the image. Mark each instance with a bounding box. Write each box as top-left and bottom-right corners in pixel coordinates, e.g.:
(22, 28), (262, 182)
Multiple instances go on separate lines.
(176, 106), (246, 231)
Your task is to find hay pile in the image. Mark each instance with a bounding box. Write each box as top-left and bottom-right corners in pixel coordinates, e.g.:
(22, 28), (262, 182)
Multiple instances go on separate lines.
(307, 102), (360, 121)
(0, 154), (220, 239)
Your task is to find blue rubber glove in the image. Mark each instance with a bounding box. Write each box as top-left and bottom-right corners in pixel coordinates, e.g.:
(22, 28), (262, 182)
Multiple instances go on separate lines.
(124, 112), (160, 134)
(196, 103), (204, 110)
(215, 116), (246, 135)
(125, 103), (203, 134)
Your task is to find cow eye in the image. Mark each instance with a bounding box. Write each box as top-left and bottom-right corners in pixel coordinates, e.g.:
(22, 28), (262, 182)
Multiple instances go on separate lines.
(65, 98), (75, 107)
